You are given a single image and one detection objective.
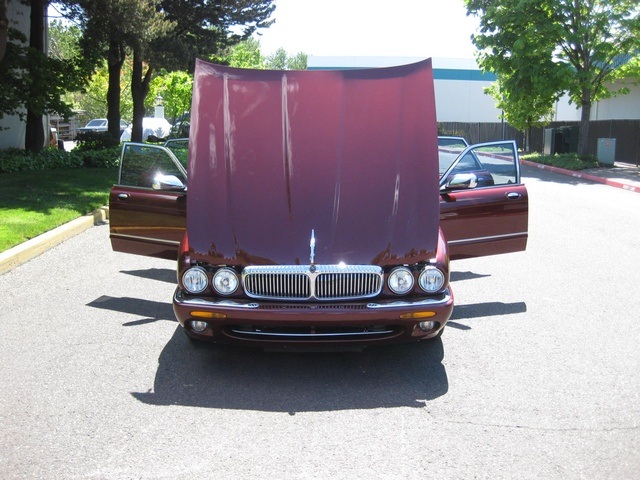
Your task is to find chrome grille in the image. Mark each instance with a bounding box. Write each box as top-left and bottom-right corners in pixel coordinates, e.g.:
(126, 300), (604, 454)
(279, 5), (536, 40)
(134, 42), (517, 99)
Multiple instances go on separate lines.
(242, 265), (383, 301)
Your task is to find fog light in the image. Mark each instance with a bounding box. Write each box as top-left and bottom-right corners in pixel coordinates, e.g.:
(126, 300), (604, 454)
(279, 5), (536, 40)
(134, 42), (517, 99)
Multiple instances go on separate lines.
(418, 321), (438, 332)
(190, 320), (208, 332)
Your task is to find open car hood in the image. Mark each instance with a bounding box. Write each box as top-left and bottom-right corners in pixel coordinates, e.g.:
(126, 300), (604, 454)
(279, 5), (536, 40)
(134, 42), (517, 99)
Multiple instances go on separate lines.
(187, 58), (440, 267)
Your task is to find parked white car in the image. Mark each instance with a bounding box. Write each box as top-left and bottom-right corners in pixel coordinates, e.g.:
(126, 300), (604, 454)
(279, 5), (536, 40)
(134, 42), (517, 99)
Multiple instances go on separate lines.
(120, 118), (172, 142)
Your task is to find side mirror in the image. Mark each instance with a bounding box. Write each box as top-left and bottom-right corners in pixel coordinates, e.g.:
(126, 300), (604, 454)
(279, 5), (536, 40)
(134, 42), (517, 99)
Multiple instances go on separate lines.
(152, 173), (186, 191)
(441, 173), (478, 191)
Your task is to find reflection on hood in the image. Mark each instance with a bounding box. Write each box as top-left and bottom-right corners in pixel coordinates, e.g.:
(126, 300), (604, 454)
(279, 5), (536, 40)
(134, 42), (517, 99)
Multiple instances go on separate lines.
(187, 59), (440, 267)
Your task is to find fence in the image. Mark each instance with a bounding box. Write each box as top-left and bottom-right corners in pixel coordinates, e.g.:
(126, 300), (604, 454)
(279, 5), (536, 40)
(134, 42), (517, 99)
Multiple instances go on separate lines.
(439, 120), (640, 165)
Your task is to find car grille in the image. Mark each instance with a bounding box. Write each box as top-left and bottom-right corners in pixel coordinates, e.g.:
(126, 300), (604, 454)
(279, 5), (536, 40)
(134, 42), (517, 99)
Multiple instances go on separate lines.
(226, 325), (399, 341)
(242, 265), (383, 301)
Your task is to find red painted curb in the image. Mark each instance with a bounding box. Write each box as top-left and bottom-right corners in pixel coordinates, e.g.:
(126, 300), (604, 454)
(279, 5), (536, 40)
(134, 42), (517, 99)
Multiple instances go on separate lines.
(522, 160), (639, 194)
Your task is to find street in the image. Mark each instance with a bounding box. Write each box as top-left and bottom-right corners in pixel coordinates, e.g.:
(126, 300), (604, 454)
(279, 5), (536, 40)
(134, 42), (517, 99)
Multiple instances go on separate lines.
(1, 165), (639, 479)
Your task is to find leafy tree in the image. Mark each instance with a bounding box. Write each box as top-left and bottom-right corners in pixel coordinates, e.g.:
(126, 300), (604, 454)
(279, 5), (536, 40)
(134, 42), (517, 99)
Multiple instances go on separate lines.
(465, 0), (640, 155)
(48, 19), (81, 60)
(69, 0), (172, 142)
(154, 0), (275, 71)
(0, 1), (84, 151)
(0, 0), (8, 62)
(128, 0), (275, 142)
(147, 70), (193, 124)
(264, 47), (307, 70)
(286, 51), (308, 70)
(226, 37), (264, 69)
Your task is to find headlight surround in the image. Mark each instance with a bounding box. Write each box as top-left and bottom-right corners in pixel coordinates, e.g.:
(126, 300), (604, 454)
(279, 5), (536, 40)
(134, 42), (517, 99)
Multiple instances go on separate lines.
(212, 268), (239, 295)
(182, 267), (209, 293)
(418, 266), (445, 293)
(388, 267), (415, 295)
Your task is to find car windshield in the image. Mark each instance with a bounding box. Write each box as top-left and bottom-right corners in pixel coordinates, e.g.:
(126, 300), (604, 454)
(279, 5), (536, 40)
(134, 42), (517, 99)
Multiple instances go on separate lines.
(438, 145), (468, 175)
(438, 137), (469, 175)
(86, 119), (106, 127)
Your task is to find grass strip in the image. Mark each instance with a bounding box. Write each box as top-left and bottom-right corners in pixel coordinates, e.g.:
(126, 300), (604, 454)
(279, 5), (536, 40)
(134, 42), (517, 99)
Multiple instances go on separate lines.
(0, 168), (117, 252)
(521, 152), (601, 170)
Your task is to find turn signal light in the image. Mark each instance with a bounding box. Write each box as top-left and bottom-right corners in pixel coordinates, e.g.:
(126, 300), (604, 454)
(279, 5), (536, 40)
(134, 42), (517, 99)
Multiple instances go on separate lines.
(190, 311), (227, 319)
(400, 311), (436, 319)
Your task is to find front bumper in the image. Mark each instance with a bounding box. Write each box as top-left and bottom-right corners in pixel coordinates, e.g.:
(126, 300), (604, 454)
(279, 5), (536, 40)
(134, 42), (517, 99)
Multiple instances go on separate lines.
(173, 287), (454, 346)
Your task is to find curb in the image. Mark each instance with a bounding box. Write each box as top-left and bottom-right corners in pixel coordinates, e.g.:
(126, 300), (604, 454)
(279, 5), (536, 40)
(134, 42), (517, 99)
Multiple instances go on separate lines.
(0, 206), (109, 275)
(522, 160), (639, 193)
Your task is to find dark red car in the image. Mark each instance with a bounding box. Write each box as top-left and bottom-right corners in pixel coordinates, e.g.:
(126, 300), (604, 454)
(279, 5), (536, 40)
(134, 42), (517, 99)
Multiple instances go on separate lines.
(109, 59), (528, 348)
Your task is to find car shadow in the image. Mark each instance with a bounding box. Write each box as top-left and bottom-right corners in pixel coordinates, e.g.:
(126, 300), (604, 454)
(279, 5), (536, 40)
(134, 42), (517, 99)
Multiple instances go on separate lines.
(87, 295), (175, 327)
(87, 293), (448, 411)
(87, 263), (528, 412)
(130, 329), (448, 412)
(120, 268), (176, 285)
(446, 301), (527, 332)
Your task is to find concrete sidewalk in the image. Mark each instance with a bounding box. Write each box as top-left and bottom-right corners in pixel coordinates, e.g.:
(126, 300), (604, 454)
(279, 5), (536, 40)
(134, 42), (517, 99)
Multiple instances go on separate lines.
(522, 160), (640, 192)
(1, 160), (639, 275)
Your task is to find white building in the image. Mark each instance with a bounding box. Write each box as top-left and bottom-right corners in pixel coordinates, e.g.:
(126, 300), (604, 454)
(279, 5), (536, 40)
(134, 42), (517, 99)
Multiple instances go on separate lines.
(308, 56), (640, 123)
(0, 1), (31, 149)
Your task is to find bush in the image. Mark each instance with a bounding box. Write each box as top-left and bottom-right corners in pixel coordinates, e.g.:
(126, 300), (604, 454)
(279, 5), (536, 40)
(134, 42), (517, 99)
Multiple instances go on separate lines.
(77, 146), (121, 168)
(522, 153), (600, 170)
(0, 146), (121, 173)
(75, 130), (120, 151)
(0, 147), (82, 173)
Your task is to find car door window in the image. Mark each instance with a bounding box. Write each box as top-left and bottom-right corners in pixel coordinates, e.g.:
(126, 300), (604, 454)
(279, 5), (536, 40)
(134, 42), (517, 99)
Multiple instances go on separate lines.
(440, 141), (519, 189)
(163, 138), (189, 169)
(119, 143), (187, 188)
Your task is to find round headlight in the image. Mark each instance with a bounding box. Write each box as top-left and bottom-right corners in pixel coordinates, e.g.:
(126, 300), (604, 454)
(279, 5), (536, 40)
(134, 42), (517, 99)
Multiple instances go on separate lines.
(388, 267), (414, 295)
(212, 268), (239, 295)
(182, 267), (208, 293)
(419, 266), (445, 293)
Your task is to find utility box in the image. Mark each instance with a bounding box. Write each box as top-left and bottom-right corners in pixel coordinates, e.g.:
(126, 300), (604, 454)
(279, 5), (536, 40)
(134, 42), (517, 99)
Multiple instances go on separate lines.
(554, 126), (579, 154)
(597, 138), (616, 165)
(543, 128), (555, 155)
(543, 127), (579, 155)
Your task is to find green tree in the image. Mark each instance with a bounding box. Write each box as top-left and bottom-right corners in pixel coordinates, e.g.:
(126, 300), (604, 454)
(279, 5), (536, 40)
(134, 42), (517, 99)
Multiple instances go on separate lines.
(67, 0), (172, 142)
(226, 37), (264, 68)
(0, 1), (84, 151)
(48, 19), (81, 60)
(0, 0), (8, 62)
(148, 70), (193, 124)
(154, 0), (274, 71)
(264, 47), (307, 70)
(466, 0), (640, 155)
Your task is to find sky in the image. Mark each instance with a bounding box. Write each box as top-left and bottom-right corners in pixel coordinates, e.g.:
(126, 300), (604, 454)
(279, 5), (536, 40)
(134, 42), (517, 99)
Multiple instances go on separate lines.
(255, 0), (481, 59)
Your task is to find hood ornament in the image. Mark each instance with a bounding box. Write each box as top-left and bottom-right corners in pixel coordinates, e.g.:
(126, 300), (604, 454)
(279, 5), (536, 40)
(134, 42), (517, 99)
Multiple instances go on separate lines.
(309, 229), (316, 266)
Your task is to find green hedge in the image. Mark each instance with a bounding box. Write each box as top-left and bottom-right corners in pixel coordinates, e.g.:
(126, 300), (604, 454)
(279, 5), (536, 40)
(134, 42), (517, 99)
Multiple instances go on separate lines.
(521, 153), (600, 171)
(0, 146), (121, 173)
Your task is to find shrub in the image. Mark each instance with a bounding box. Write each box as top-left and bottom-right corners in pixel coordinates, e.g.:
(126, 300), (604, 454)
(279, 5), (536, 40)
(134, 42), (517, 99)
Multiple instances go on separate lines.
(75, 130), (120, 151)
(0, 146), (120, 173)
(0, 147), (82, 173)
(522, 153), (600, 170)
(78, 146), (121, 168)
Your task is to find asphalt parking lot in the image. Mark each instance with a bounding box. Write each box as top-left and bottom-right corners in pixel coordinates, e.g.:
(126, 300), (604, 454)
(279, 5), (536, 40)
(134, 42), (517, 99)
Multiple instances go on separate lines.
(1, 164), (639, 478)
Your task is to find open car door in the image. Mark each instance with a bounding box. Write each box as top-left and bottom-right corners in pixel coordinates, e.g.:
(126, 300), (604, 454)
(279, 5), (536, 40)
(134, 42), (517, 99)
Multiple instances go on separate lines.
(439, 141), (528, 260)
(109, 142), (187, 260)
